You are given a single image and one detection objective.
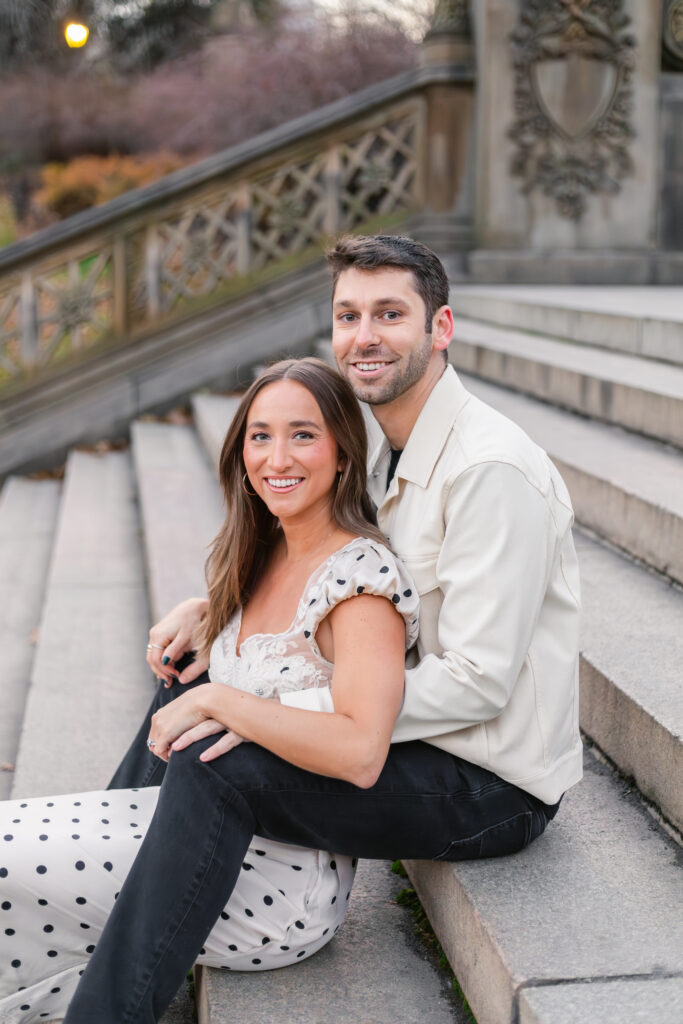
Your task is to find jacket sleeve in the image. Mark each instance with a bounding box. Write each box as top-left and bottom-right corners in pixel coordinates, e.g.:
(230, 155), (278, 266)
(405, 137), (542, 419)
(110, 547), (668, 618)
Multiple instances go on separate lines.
(390, 460), (557, 742)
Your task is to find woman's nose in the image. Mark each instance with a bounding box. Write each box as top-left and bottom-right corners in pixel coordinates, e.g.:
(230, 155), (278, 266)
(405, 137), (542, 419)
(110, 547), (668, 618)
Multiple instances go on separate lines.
(270, 437), (293, 469)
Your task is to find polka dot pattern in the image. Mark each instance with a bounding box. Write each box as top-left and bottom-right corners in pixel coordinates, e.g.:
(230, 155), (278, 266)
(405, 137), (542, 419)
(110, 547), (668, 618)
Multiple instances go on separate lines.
(0, 540), (410, 1020)
(1, 791), (355, 1020)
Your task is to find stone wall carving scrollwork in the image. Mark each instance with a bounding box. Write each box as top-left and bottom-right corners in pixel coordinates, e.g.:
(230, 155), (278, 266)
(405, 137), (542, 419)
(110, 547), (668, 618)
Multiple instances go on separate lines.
(508, 0), (637, 219)
(663, 0), (683, 68)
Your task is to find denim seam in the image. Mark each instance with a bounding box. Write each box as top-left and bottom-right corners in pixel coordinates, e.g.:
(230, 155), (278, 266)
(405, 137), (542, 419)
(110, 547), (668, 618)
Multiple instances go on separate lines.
(433, 809), (533, 860)
(239, 778), (511, 802)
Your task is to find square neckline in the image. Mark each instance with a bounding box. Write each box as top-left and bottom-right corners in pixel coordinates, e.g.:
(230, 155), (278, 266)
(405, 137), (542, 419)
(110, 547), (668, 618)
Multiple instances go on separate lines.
(234, 535), (370, 658)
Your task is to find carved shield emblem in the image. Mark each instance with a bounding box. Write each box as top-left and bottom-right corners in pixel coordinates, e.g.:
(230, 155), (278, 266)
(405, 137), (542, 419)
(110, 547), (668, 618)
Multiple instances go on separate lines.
(508, 0), (636, 219)
(531, 52), (618, 141)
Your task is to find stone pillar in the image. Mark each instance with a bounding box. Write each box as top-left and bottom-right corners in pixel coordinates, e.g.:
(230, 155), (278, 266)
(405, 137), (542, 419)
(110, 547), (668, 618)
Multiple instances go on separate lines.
(421, 0), (474, 66)
(417, 2), (476, 270)
(472, 0), (663, 276)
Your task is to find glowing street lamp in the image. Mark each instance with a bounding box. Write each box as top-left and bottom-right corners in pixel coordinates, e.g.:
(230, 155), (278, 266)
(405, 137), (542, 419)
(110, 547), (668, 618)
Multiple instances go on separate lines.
(64, 22), (89, 48)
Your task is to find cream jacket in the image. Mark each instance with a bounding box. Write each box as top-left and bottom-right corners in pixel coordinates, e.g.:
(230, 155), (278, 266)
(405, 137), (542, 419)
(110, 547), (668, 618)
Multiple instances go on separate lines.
(283, 367), (583, 804)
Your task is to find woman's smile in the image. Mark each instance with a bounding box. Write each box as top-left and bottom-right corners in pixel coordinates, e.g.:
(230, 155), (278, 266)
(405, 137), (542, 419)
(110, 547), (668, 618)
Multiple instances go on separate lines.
(265, 476), (304, 492)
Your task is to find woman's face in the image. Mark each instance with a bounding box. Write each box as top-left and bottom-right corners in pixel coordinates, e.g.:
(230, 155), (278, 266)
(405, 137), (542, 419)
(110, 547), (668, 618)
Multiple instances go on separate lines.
(242, 380), (343, 523)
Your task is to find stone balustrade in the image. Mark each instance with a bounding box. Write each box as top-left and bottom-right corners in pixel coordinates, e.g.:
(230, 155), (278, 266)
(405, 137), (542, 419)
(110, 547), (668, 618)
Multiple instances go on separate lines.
(0, 63), (473, 401)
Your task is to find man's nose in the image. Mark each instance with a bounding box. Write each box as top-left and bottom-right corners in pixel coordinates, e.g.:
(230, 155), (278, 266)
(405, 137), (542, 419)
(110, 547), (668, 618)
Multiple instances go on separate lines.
(355, 313), (378, 347)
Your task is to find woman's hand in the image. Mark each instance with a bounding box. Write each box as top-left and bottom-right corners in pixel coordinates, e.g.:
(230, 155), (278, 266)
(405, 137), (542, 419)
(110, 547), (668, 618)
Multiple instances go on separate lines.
(147, 683), (245, 762)
(146, 597), (209, 686)
(147, 684), (211, 760)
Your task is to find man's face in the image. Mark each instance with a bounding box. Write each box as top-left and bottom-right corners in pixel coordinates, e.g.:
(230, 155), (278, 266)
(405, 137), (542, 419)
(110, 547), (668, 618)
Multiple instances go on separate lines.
(331, 267), (434, 406)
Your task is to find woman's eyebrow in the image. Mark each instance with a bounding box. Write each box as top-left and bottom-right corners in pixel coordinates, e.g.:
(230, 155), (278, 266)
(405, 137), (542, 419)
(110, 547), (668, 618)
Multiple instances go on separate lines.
(246, 420), (321, 429)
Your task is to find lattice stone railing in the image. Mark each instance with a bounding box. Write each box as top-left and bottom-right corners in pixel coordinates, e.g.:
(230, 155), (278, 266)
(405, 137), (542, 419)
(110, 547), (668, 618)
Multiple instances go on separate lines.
(0, 63), (471, 397)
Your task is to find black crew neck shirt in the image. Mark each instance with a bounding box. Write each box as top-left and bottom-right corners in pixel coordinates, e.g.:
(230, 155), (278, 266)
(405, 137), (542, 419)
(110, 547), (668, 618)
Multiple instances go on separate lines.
(386, 448), (403, 490)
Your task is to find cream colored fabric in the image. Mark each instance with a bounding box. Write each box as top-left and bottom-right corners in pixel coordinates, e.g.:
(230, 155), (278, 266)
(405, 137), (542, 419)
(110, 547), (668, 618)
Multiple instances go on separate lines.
(285, 368), (582, 804)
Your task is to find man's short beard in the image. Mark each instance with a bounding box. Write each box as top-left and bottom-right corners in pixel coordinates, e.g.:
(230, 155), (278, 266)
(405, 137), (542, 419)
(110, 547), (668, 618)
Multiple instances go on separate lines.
(352, 334), (433, 406)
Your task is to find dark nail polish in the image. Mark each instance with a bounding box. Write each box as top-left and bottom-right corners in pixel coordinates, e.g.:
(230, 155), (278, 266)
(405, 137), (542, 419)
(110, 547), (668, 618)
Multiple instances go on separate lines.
(162, 656), (170, 665)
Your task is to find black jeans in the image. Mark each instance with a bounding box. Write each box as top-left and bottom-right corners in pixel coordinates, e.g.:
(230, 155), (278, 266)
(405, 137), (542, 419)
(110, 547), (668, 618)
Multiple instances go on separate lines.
(64, 671), (559, 1024)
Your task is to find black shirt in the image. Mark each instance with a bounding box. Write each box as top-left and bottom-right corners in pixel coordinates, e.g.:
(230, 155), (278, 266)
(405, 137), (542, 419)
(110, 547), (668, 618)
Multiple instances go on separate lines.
(386, 448), (403, 490)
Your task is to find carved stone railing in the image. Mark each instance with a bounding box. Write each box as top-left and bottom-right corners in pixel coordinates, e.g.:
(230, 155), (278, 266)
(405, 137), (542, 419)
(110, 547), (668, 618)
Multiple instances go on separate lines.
(0, 62), (473, 399)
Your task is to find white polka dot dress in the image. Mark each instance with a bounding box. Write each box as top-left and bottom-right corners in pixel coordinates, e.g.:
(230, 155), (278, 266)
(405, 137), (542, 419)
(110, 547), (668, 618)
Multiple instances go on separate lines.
(0, 538), (419, 1023)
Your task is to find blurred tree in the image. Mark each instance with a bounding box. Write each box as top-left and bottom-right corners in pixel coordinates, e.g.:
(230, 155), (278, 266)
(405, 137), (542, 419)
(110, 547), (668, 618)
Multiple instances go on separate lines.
(0, 0), (281, 74)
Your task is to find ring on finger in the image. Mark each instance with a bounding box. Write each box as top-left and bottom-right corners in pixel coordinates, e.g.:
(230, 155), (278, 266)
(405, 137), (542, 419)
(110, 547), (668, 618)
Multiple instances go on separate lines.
(146, 738), (156, 749)
(146, 643), (165, 652)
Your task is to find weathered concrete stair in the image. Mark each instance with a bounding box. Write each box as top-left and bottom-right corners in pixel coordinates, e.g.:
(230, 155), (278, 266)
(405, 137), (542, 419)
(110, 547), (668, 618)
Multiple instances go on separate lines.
(132, 421), (224, 619)
(405, 750), (683, 1024)
(10, 451), (153, 800)
(0, 478), (60, 800)
(450, 286), (683, 366)
(449, 317), (683, 448)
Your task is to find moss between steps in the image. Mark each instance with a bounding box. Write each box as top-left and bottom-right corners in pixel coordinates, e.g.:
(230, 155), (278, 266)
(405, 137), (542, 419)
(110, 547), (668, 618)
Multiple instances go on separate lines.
(391, 860), (477, 1024)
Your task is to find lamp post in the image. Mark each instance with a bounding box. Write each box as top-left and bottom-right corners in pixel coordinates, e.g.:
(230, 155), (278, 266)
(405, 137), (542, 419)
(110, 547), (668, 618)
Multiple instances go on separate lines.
(64, 21), (89, 48)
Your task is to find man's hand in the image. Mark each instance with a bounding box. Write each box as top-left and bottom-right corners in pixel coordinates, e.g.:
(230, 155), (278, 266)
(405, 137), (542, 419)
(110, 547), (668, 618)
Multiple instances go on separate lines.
(171, 718), (245, 762)
(146, 597), (209, 686)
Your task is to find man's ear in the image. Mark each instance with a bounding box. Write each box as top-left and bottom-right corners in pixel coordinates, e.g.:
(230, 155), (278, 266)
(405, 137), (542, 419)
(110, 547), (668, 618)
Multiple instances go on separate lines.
(432, 305), (454, 353)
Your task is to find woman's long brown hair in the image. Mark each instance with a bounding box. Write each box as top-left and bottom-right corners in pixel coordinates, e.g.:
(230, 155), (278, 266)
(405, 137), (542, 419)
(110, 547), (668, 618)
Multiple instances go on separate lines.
(196, 357), (387, 657)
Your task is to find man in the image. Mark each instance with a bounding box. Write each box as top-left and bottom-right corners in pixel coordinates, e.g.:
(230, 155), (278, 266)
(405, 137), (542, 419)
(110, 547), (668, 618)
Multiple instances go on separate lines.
(70, 235), (582, 1021)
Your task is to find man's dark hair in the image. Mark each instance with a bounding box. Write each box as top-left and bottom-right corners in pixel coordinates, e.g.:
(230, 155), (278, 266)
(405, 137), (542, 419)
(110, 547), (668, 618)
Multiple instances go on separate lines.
(326, 234), (450, 332)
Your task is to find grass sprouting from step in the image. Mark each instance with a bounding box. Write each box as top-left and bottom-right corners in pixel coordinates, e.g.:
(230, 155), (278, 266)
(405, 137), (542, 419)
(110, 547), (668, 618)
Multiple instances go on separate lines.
(391, 860), (477, 1024)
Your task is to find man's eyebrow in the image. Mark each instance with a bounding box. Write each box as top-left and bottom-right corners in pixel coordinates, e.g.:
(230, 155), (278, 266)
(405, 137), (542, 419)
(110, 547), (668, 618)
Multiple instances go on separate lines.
(333, 296), (410, 309)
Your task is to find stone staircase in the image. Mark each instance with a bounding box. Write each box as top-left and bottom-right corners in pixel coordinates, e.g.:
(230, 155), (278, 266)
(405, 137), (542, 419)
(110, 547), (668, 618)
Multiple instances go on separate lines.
(1, 286), (682, 1022)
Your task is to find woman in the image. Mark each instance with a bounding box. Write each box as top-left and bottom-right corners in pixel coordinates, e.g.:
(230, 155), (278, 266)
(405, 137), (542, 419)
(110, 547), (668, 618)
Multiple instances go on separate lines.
(0, 358), (418, 1024)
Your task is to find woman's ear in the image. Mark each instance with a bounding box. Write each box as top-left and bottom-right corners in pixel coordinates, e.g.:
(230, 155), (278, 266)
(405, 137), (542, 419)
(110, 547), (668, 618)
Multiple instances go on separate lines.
(337, 451), (348, 473)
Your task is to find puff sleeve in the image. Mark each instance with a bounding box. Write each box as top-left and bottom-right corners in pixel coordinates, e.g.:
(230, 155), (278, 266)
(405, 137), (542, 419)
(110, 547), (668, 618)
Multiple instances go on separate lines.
(280, 539), (419, 713)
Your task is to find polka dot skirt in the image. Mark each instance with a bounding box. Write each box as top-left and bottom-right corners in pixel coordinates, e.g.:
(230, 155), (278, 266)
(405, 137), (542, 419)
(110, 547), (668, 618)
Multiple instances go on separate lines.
(0, 788), (355, 1023)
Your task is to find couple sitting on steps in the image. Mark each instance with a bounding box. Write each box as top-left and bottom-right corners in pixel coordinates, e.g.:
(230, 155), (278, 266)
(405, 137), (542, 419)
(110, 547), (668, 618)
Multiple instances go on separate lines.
(0, 234), (582, 1024)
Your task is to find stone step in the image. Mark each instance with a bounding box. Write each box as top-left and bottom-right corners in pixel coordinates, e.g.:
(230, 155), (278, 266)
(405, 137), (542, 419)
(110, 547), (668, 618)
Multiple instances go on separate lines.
(450, 285), (683, 366)
(196, 859), (469, 1024)
(191, 393), (242, 473)
(0, 477), (61, 800)
(575, 528), (683, 832)
(11, 450), (153, 798)
(460, 374), (683, 585)
(449, 317), (683, 448)
(160, 984), (197, 1024)
(131, 421), (224, 620)
(405, 747), (683, 1024)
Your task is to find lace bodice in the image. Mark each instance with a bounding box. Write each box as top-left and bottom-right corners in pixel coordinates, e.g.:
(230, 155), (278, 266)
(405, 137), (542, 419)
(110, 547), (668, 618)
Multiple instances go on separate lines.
(209, 537), (419, 700)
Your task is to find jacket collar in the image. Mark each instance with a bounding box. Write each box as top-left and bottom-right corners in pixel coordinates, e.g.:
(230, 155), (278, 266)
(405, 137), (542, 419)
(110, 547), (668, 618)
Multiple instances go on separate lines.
(368, 365), (471, 488)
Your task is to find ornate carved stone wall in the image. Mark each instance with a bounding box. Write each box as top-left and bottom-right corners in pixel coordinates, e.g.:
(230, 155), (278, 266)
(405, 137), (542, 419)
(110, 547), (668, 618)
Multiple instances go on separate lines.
(472, 0), (663, 252)
(508, 0), (637, 220)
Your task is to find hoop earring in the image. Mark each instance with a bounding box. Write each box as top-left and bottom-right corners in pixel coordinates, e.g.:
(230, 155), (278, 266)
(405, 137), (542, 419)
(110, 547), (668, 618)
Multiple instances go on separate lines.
(242, 472), (257, 497)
